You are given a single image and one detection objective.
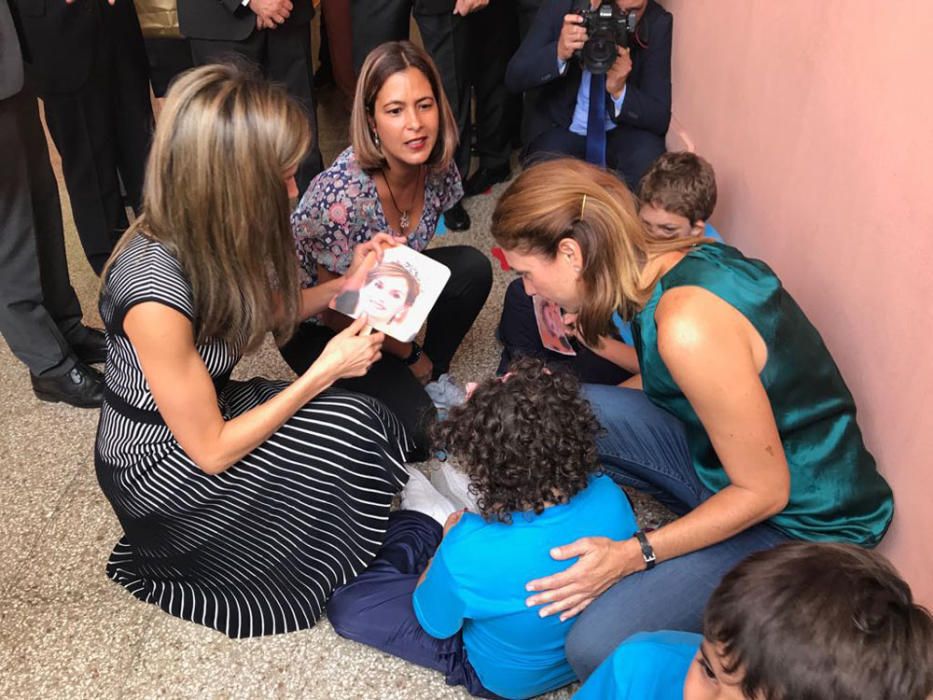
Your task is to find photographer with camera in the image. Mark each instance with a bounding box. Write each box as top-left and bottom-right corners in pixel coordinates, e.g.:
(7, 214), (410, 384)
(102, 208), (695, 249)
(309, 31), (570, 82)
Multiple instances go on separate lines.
(506, 0), (671, 189)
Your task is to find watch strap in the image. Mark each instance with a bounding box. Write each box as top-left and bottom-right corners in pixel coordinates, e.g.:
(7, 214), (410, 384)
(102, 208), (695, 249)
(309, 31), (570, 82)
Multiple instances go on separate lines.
(634, 529), (656, 570)
(403, 340), (423, 366)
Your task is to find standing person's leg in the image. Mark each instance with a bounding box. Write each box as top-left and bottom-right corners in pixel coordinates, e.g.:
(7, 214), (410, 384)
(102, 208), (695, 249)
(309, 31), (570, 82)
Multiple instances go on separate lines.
(327, 511), (498, 698)
(414, 5), (471, 229)
(350, 0), (411, 74)
(497, 278), (630, 384)
(420, 245), (492, 378)
(40, 37), (129, 275)
(279, 323), (437, 460)
(321, 0), (355, 106)
(104, 0), (153, 213)
(564, 521), (790, 681)
(606, 125), (665, 191)
(463, 0), (516, 196)
(265, 19), (325, 189)
(0, 90), (77, 378)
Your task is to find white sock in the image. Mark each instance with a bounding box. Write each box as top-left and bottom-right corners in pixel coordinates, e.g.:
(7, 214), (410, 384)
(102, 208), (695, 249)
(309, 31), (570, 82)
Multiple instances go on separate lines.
(429, 462), (478, 513)
(401, 466), (458, 526)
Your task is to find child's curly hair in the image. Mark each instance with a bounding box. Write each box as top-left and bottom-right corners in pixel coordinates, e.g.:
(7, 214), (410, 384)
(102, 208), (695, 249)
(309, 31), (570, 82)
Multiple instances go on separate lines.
(431, 358), (602, 524)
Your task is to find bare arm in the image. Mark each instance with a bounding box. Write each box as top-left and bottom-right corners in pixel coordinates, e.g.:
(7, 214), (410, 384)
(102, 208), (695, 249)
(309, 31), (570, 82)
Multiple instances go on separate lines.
(526, 286), (790, 618)
(125, 303), (382, 475)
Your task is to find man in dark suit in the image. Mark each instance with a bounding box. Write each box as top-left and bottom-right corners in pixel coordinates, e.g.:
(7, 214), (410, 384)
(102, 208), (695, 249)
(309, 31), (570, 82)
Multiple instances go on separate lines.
(10, 0), (153, 276)
(178, 0), (324, 192)
(506, 0), (671, 189)
(0, 0), (105, 407)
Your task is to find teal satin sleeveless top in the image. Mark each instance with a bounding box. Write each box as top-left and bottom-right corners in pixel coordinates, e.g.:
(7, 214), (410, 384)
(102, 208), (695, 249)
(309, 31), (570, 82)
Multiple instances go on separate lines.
(632, 243), (893, 546)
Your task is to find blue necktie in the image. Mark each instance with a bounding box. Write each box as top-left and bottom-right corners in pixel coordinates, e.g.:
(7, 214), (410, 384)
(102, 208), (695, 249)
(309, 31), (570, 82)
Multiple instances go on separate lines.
(585, 71), (607, 167)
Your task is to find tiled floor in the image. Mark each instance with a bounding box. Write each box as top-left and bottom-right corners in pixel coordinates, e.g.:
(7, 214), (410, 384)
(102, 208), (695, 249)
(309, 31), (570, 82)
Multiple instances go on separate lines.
(0, 56), (671, 699)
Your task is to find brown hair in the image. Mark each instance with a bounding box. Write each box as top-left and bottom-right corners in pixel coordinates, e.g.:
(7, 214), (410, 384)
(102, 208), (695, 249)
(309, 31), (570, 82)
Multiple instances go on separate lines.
(431, 358), (601, 524)
(704, 542), (933, 700)
(638, 151), (718, 224)
(491, 158), (706, 346)
(104, 63), (309, 351)
(350, 41), (458, 173)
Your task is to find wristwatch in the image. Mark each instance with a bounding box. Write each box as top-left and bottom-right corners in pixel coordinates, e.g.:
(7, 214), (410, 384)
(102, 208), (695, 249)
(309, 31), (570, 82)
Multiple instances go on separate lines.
(403, 340), (423, 366)
(634, 529), (656, 570)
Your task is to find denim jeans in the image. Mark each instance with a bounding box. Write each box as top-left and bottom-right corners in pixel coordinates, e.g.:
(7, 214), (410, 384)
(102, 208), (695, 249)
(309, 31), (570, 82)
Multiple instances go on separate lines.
(567, 385), (789, 681)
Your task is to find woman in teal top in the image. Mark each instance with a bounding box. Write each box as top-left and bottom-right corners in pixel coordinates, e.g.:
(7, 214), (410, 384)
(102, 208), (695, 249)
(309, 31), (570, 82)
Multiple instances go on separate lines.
(490, 158), (894, 681)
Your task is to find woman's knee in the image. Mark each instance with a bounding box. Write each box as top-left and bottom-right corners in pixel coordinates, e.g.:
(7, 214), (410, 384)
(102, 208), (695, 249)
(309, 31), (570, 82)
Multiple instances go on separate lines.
(565, 612), (623, 682)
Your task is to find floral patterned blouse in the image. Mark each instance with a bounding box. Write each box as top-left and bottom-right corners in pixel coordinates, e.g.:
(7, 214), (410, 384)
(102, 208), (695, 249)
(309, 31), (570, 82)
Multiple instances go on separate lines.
(291, 146), (463, 289)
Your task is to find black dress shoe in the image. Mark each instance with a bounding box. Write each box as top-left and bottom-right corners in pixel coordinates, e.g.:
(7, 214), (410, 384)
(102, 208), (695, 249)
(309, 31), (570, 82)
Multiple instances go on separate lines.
(443, 200), (471, 232)
(31, 362), (104, 409)
(70, 325), (108, 365)
(464, 164), (511, 197)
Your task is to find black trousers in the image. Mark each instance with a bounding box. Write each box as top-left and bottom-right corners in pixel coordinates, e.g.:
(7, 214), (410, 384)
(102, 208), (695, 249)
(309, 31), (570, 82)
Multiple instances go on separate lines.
(0, 88), (84, 377)
(350, 0), (471, 180)
(279, 245), (492, 458)
(522, 122), (665, 191)
(497, 278), (630, 385)
(467, 0), (520, 171)
(189, 21), (324, 193)
(38, 0), (152, 275)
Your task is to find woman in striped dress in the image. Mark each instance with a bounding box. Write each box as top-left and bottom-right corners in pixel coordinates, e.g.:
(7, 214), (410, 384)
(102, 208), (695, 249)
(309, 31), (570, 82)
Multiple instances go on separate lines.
(95, 64), (413, 638)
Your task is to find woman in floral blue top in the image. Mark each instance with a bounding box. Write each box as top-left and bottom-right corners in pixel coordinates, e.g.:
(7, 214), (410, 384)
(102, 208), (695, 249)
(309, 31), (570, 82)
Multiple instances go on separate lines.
(281, 41), (492, 459)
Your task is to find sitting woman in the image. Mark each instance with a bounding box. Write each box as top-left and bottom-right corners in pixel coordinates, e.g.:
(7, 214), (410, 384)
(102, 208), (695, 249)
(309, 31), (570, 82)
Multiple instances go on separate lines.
(95, 65), (413, 638)
(325, 359), (638, 699)
(490, 158), (895, 679)
(282, 40), (493, 458)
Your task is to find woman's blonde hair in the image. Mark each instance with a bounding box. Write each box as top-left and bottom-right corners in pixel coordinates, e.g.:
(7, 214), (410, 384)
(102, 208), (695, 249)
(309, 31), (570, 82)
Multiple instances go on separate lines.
(350, 41), (457, 173)
(491, 159), (707, 346)
(105, 63), (310, 351)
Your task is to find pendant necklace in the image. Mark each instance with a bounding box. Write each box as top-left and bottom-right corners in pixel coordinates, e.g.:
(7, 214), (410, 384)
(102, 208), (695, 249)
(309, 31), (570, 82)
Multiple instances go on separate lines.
(383, 166), (422, 235)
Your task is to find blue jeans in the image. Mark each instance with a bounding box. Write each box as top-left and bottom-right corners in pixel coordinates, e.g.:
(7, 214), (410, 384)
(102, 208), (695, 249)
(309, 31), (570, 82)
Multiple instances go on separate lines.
(567, 385), (789, 681)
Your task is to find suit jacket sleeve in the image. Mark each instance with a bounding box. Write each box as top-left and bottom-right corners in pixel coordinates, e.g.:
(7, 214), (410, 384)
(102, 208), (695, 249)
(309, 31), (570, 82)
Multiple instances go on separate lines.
(611, 9), (672, 136)
(505, 0), (568, 94)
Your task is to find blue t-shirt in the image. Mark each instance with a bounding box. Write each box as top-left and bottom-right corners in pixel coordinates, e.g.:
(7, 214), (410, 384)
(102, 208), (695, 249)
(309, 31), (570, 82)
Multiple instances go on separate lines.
(613, 223), (724, 344)
(413, 476), (637, 700)
(574, 631), (701, 700)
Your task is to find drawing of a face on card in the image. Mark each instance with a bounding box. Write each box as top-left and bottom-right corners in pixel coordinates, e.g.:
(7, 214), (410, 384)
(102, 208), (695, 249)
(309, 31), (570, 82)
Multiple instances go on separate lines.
(329, 245), (451, 342)
(533, 295), (576, 356)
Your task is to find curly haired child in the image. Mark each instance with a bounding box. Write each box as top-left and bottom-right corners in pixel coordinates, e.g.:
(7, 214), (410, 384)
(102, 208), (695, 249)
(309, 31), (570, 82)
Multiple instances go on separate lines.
(326, 358), (638, 699)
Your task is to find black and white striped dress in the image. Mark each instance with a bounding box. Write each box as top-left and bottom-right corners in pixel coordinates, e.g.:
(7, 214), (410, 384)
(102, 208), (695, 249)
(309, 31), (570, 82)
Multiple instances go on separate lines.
(95, 233), (411, 638)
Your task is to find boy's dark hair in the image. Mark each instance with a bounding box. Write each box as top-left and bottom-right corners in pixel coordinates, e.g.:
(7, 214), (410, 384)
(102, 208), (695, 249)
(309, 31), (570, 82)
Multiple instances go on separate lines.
(431, 358), (601, 524)
(637, 151), (717, 224)
(703, 542), (933, 700)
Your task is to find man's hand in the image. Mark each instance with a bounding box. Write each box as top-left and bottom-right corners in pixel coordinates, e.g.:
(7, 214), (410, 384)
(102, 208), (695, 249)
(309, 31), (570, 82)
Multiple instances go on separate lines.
(249, 0), (292, 27)
(605, 46), (632, 98)
(557, 14), (587, 62)
(525, 536), (637, 621)
(453, 0), (488, 16)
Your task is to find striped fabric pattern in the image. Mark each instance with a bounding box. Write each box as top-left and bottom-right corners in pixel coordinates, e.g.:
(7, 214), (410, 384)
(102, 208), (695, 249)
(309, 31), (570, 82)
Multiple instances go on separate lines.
(95, 233), (411, 638)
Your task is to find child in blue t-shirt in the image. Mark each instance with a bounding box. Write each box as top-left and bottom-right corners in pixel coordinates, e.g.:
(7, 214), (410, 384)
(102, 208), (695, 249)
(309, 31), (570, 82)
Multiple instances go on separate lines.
(326, 359), (638, 699)
(574, 542), (933, 700)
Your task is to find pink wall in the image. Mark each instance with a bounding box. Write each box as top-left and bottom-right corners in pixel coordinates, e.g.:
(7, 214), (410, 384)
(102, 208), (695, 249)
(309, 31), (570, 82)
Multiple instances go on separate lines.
(661, 0), (933, 604)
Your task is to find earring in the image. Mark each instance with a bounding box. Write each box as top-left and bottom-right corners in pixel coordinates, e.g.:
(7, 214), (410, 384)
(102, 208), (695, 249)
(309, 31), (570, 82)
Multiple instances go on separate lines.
(373, 132), (381, 148)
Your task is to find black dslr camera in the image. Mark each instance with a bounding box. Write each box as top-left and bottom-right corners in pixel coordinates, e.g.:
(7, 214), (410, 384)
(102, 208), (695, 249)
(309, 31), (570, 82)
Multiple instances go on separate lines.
(575, 1), (637, 75)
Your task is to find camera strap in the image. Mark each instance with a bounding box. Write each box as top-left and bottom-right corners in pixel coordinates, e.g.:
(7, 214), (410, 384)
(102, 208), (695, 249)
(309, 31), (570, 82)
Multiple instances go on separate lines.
(584, 72), (608, 167)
